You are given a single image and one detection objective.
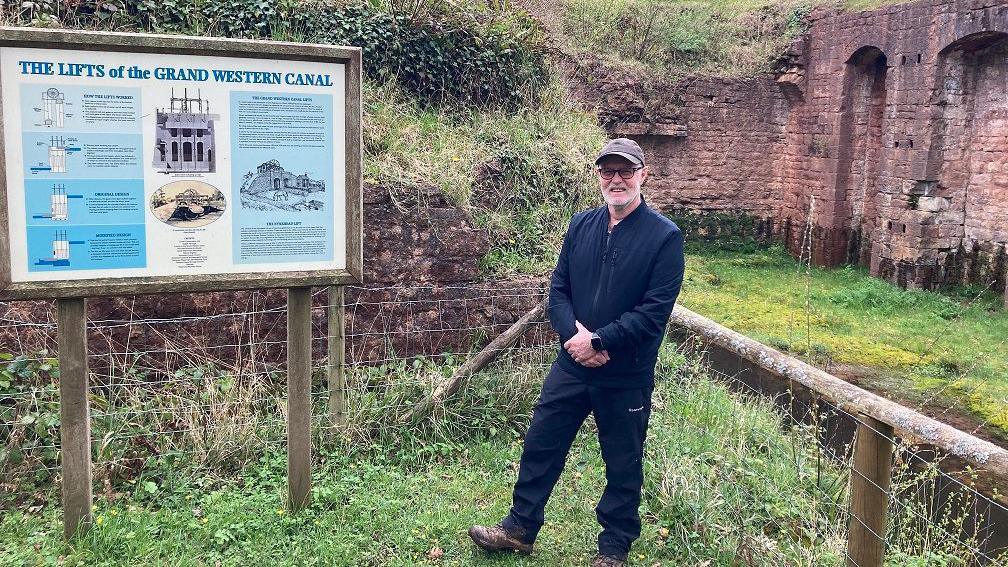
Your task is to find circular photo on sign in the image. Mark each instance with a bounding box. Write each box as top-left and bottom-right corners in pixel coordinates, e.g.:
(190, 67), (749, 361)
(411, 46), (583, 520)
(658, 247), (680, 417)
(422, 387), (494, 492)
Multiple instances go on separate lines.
(150, 180), (226, 228)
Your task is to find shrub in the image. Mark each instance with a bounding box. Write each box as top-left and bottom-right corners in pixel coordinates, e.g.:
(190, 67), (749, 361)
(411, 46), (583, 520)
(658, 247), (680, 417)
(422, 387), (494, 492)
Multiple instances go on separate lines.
(363, 77), (605, 275)
(0, 353), (60, 507)
(322, 3), (548, 108)
(1, 0), (550, 109)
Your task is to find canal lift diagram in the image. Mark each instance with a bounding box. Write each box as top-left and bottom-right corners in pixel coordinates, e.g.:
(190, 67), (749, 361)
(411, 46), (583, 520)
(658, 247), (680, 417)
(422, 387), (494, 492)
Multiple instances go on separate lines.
(34, 88), (72, 128)
(30, 136), (80, 174)
(34, 229), (84, 267)
(31, 184), (83, 221)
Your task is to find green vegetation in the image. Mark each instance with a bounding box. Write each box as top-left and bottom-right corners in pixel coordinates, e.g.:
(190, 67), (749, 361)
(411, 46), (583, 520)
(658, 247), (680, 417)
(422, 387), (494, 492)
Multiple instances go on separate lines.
(0, 348), (547, 507)
(363, 78), (605, 276)
(6, 0), (918, 87)
(328, 3), (548, 108)
(557, 0), (923, 77)
(561, 0), (813, 77)
(3, 345), (992, 565)
(679, 243), (1008, 432)
(8, 0), (550, 108)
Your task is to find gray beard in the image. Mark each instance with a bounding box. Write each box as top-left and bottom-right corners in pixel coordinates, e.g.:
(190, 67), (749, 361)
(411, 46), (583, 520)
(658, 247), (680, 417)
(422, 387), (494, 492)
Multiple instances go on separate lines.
(607, 191), (638, 210)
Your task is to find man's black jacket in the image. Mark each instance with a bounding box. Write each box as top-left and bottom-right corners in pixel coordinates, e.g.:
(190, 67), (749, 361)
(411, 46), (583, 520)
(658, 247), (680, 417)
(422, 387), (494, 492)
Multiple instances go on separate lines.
(549, 198), (684, 389)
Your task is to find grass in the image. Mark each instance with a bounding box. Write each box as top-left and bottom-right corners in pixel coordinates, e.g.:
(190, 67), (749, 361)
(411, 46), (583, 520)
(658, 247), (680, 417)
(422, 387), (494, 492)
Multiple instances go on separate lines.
(0, 1), (1002, 560)
(678, 243), (1008, 433)
(2, 344), (997, 566)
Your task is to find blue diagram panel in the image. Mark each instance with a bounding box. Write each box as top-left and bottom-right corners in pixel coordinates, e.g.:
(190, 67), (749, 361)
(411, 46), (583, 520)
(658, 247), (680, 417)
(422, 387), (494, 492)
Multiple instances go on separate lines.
(16, 82), (148, 275)
(21, 131), (143, 179)
(26, 224), (146, 272)
(24, 179), (145, 227)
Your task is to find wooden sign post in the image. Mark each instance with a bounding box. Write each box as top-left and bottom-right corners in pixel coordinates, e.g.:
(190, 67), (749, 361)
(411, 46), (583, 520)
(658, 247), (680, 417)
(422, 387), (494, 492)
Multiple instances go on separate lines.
(328, 285), (347, 426)
(56, 297), (91, 539)
(287, 286), (313, 511)
(0, 28), (363, 536)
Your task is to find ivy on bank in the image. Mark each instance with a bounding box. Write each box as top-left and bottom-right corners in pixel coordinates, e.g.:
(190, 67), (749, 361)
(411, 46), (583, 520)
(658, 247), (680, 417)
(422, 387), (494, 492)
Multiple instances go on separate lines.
(4, 0), (549, 109)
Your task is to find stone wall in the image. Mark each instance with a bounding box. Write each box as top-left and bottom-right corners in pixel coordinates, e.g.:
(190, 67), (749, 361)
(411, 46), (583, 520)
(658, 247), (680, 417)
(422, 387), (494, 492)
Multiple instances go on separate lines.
(787, 0), (1008, 293)
(637, 77), (789, 222)
(580, 0), (1008, 299)
(570, 61), (789, 224)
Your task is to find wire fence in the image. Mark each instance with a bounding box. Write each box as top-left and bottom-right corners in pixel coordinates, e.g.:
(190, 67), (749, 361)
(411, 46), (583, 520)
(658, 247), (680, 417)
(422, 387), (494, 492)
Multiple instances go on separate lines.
(0, 283), (550, 510)
(1, 283), (1007, 565)
(689, 339), (1008, 566)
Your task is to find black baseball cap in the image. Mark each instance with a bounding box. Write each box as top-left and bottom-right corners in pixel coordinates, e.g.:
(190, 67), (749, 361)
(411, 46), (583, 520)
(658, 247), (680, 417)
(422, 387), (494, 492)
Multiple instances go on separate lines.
(595, 138), (644, 166)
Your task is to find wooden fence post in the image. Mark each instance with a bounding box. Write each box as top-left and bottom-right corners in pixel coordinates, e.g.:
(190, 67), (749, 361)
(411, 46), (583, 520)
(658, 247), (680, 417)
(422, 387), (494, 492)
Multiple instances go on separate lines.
(57, 297), (92, 540)
(327, 286), (346, 427)
(846, 413), (894, 567)
(287, 287), (312, 512)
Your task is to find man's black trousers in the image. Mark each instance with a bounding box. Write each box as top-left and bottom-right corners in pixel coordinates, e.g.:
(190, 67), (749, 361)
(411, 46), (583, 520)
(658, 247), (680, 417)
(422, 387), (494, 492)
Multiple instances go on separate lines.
(501, 363), (653, 558)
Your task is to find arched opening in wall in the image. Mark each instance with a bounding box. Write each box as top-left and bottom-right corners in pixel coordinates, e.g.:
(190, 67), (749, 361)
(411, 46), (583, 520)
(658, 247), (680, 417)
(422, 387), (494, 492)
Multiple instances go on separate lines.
(930, 32), (1008, 290)
(834, 46), (888, 268)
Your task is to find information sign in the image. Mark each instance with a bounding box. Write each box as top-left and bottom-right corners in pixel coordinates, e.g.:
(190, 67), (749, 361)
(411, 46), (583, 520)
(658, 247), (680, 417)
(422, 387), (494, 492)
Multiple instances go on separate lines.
(0, 28), (363, 299)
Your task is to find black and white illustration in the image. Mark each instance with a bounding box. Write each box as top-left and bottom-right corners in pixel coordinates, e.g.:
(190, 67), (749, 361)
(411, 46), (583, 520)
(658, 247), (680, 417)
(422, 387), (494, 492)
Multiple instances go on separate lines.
(238, 159), (326, 212)
(151, 180), (226, 228)
(152, 88), (218, 174)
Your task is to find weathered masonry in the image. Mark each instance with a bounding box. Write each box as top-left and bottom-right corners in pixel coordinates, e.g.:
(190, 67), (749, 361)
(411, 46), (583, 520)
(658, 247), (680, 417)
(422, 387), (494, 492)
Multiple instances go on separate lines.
(590, 0), (1008, 301)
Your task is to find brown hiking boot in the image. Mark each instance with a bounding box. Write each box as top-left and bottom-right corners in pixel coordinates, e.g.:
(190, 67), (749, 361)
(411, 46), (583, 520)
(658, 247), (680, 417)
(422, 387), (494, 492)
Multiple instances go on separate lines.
(591, 553), (626, 567)
(467, 523), (533, 554)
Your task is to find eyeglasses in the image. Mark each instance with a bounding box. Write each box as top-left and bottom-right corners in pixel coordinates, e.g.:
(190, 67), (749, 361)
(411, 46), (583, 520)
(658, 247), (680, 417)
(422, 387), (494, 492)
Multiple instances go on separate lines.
(597, 166), (643, 180)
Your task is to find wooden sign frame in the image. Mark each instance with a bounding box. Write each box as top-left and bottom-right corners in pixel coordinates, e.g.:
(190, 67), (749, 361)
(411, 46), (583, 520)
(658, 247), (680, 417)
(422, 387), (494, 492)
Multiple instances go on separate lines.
(0, 27), (363, 300)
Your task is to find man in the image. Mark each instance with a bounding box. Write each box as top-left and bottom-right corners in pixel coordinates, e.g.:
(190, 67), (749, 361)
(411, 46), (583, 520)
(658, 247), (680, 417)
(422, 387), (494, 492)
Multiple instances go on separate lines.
(468, 138), (685, 566)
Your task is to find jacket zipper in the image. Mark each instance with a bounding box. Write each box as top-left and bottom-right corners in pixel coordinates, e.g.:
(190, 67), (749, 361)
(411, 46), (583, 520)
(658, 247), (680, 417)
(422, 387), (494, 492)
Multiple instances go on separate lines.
(591, 225), (614, 324)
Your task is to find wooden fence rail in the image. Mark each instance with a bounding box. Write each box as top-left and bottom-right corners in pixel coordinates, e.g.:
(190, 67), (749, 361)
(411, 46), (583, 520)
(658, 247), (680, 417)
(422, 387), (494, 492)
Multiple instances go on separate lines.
(668, 304), (1008, 567)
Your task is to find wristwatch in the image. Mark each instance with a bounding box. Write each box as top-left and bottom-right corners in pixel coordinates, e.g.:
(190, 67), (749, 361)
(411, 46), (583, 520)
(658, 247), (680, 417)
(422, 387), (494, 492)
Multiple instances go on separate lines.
(591, 333), (604, 352)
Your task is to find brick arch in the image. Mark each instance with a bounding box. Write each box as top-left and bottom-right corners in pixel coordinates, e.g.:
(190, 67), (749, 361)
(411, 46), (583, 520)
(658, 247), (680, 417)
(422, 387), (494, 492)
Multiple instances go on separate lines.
(845, 43), (888, 64)
(826, 45), (888, 268)
(927, 31), (1008, 180)
(924, 31), (1008, 287)
(938, 30), (1008, 57)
